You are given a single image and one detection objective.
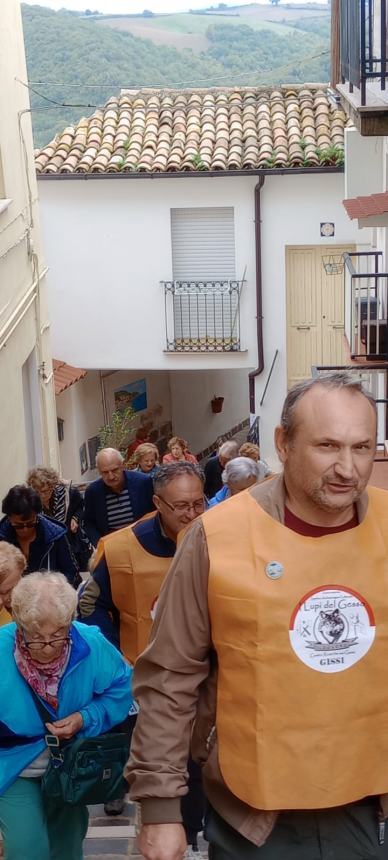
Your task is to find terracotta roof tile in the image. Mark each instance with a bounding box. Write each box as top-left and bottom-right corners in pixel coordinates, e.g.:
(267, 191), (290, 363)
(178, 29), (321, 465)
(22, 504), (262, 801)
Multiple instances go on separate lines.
(53, 359), (87, 396)
(35, 85), (346, 176)
(343, 192), (388, 220)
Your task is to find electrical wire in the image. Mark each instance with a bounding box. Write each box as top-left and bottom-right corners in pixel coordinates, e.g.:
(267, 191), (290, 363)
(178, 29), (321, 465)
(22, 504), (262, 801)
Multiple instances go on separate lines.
(16, 80), (97, 109)
(16, 48), (330, 107)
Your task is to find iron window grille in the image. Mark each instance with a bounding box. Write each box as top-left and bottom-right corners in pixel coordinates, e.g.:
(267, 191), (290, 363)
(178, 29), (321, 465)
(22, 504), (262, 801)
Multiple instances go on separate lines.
(162, 279), (244, 352)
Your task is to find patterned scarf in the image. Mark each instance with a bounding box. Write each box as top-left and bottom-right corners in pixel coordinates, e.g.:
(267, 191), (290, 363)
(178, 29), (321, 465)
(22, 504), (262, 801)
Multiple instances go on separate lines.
(14, 629), (70, 710)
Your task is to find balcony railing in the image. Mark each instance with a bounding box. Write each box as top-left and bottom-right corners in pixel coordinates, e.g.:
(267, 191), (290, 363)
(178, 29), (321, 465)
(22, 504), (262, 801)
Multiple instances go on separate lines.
(340, 0), (387, 105)
(162, 279), (244, 352)
(313, 363), (388, 444)
(247, 416), (260, 447)
(344, 251), (388, 359)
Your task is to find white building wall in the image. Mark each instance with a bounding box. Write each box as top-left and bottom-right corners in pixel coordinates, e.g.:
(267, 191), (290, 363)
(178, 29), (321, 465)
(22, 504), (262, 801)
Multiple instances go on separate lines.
(102, 369), (172, 427)
(57, 366), (250, 481)
(0, 0), (59, 498)
(169, 368), (251, 454)
(57, 369), (173, 483)
(344, 128), (383, 199)
(255, 172), (368, 465)
(37, 176), (258, 370)
(56, 373), (104, 484)
(38, 170), (365, 467)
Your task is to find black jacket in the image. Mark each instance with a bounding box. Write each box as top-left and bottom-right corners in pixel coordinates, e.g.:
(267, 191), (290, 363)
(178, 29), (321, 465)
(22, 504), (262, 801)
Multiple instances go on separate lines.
(0, 515), (79, 587)
(204, 455), (223, 499)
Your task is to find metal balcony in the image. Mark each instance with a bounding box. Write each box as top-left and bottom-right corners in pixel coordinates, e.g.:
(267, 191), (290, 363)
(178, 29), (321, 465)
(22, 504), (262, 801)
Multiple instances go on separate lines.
(344, 251), (388, 360)
(339, 0), (388, 107)
(162, 279), (244, 352)
(313, 363), (388, 451)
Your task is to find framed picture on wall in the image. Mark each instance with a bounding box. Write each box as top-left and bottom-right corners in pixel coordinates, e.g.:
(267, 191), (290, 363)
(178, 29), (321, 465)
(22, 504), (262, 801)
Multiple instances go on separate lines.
(79, 442), (88, 475)
(88, 436), (100, 470)
(114, 378), (147, 413)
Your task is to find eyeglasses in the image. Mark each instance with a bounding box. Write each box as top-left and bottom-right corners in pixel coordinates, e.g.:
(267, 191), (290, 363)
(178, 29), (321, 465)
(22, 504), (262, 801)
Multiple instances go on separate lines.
(157, 495), (205, 515)
(12, 519), (37, 531)
(22, 630), (70, 651)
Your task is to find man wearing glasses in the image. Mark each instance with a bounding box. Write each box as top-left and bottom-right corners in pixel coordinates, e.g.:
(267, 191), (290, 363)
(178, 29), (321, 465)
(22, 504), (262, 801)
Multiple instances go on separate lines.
(78, 461), (206, 851)
(78, 461), (205, 656)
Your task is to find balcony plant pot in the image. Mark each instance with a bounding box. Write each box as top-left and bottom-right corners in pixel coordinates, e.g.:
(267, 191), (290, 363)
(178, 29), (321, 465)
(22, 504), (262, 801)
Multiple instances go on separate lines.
(211, 396), (224, 414)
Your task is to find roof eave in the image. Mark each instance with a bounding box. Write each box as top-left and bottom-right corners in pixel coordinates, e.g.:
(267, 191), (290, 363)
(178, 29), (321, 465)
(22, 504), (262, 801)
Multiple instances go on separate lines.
(357, 214), (388, 228)
(36, 165), (344, 181)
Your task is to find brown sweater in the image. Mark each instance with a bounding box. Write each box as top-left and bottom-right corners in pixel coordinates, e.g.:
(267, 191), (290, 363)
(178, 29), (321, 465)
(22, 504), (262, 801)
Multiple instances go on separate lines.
(126, 475), (370, 847)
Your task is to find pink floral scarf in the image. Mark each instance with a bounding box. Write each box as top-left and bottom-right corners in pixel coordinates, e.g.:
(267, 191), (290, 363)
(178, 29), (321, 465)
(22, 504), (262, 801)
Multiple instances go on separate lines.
(14, 629), (70, 710)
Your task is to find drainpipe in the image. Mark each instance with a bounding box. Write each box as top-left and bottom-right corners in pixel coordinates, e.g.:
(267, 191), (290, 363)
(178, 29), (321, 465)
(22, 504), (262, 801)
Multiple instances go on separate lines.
(249, 176), (265, 414)
(99, 370), (108, 425)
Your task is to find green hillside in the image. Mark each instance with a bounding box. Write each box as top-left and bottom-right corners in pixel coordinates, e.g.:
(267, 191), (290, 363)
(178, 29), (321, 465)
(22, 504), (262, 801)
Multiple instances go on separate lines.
(21, 4), (330, 149)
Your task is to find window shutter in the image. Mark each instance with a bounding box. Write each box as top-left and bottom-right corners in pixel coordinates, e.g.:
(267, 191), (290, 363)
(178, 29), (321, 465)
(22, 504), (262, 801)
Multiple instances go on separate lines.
(171, 207), (235, 280)
(170, 208), (238, 347)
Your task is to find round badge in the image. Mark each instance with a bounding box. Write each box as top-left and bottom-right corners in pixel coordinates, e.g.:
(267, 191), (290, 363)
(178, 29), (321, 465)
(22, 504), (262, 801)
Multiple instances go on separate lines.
(266, 561), (284, 580)
(289, 585), (375, 674)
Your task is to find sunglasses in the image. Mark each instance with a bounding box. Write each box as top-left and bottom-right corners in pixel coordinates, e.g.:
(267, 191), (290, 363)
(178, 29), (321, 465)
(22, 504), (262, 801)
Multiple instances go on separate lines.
(12, 519), (37, 531)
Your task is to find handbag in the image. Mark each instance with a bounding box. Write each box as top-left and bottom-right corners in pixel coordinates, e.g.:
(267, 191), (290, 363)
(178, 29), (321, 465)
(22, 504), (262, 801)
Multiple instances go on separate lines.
(30, 687), (129, 806)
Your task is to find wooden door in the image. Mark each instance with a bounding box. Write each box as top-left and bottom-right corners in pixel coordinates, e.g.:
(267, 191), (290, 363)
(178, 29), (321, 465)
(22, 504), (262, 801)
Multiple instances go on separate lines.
(286, 245), (355, 388)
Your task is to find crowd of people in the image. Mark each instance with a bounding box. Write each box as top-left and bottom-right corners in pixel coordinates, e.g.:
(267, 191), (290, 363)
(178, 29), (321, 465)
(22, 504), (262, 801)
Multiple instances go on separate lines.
(1, 374), (386, 860)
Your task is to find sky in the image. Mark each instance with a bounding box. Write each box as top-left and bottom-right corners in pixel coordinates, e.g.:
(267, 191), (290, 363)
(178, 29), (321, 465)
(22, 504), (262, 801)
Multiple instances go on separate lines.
(23, 0), (325, 14)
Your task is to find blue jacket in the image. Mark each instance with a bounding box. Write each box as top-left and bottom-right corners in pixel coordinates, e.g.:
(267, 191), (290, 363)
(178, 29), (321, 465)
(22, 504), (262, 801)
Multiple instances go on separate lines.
(0, 621), (133, 795)
(0, 515), (79, 586)
(208, 486), (230, 507)
(84, 470), (155, 546)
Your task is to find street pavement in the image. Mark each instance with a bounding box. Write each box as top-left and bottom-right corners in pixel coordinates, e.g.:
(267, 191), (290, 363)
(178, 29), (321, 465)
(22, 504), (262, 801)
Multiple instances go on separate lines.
(85, 796), (208, 859)
(0, 794), (208, 857)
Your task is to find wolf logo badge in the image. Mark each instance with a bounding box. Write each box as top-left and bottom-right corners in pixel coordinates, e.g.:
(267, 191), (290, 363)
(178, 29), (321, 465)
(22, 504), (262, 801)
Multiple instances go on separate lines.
(289, 586), (375, 673)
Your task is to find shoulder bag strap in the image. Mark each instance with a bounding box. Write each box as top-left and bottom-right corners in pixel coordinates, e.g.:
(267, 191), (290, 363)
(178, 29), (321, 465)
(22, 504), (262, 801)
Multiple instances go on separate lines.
(29, 685), (53, 724)
(29, 686), (63, 756)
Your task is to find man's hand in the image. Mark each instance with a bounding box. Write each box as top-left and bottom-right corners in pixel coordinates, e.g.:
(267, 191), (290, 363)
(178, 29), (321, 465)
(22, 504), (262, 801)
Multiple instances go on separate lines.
(138, 823), (187, 860)
(46, 711), (83, 740)
(70, 517), (79, 533)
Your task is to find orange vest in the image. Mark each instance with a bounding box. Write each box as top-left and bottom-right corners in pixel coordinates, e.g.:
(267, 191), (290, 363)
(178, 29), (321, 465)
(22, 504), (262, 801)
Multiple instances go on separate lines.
(204, 486), (388, 811)
(100, 518), (172, 664)
(0, 607), (11, 627)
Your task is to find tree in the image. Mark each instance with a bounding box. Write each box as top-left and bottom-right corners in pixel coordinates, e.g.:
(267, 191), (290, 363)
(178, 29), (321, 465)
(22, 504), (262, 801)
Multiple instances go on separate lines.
(98, 407), (136, 456)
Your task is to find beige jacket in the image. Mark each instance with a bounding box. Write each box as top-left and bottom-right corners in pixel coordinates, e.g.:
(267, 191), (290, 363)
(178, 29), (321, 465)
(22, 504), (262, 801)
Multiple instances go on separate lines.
(126, 475), (372, 847)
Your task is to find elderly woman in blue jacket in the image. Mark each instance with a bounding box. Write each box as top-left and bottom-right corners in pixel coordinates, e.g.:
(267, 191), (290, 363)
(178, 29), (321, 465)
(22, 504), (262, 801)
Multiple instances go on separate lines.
(0, 571), (133, 860)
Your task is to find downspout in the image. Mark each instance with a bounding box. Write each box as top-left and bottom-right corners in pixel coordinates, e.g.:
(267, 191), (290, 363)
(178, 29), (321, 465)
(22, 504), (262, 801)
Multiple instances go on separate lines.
(100, 370), (108, 425)
(249, 176), (265, 414)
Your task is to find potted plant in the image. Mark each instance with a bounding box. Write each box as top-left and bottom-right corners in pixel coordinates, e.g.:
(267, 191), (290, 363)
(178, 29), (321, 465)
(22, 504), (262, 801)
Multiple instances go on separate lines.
(211, 395), (224, 414)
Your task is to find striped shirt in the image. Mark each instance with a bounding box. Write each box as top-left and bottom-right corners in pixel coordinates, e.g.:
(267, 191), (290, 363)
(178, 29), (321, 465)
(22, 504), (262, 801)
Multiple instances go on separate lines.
(106, 487), (134, 532)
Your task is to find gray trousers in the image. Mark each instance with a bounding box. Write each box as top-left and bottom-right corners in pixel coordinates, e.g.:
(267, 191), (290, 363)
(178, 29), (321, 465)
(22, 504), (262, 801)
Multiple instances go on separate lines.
(205, 800), (388, 860)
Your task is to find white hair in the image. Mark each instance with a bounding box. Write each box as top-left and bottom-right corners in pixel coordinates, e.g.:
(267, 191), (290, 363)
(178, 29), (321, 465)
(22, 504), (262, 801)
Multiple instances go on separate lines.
(218, 440), (239, 459)
(11, 572), (77, 633)
(0, 543), (26, 579)
(96, 448), (124, 469)
(222, 456), (266, 486)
